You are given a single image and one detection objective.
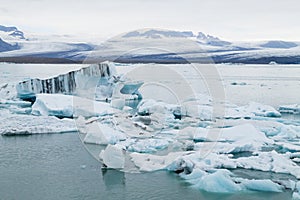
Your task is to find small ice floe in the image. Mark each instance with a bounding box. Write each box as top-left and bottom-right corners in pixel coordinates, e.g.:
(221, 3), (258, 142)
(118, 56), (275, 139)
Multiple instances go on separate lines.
(31, 94), (115, 118)
(0, 83), (17, 100)
(238, 178), (283, 192)
(130, 151), (189, 172)
(137, 99), (180, 116)
(0, 114), (76, 135)
(293, 181), (300, 200)
(279, 104), (300, 115)
(99, 144), (126, 169)
(236, 150), (300, 179)
(171, 167), (283, 193)
(127, 138), (170, 153)
(191, 124), (273, 154)
(225, 102), (281, 119)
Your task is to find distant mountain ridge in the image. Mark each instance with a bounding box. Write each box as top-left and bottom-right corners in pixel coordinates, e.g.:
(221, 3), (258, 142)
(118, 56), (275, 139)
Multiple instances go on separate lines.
(0, 38), (19, 52)
(122, 29), (230, 46)
(0, 25), (300, 64)
(0, 25), (25, 40)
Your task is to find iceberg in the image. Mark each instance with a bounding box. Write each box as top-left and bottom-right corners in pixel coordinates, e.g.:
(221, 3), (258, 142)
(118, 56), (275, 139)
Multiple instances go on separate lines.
(31, 94), (115, 118)
(83, 122), (126, 145)
(293, 182), (300, 200)
(130, 151), (187, 172)
(16, 62), (144, 102)
(240, 179), (283, 192)
(279, 104), (300, 115)
(195, 170), (242, 193)
(127, 138), (170, 153)
(99, 144), (126, 169)
(236, 150), (300, 179)
(225, 102), (281, 119)
(16, 62), (116, 101)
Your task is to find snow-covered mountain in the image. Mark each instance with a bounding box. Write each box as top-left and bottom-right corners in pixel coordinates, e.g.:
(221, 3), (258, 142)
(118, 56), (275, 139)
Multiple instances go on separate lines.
(122, 29), (231, 46)
(0, 25), (300, 64)
(0, 38), (19, 52)
(196, 32), (231, 46)
(0, 25), (26, 41)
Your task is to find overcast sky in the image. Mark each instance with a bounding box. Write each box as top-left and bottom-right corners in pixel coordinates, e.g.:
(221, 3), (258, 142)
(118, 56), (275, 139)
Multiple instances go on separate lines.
(1, 0), (299, 41)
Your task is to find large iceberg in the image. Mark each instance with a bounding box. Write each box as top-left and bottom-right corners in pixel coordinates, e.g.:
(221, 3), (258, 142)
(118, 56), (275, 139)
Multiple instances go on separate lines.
(16, 62), (143, 102)
(16, 62), (115, 101)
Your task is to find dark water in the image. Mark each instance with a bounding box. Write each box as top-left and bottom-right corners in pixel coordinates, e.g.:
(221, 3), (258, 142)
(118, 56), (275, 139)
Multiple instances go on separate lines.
(0, 133), (293, 200)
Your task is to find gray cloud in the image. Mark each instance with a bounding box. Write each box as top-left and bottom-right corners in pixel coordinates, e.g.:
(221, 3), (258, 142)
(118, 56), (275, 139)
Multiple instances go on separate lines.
(1, 0), (300, 41)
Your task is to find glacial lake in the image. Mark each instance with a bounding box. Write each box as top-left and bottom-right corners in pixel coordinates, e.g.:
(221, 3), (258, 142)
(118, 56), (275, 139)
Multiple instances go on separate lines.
(0, 63), (299, 199)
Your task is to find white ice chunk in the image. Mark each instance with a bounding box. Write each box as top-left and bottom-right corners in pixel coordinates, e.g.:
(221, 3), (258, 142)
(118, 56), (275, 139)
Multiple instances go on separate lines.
(225, 102), (281, 119)
(293, 192), (300, 200)
(0, 83), (17, 100)
(137, 99), (179, 116)
(110, 98), (125, 110)
(32, 94), (115, 118)
(99, 144), (125, 169)
(219, 123), (273, 144)
(276, 142), (300, 152)
(279, 104), (300, 115)
(0, 114), (76, 135)
(130, 152), (187, 172)
(236, 150), (300, 179)
(194, 170), (241, 193)
(127, 138), (170, 153)
(83, 122), (126, 145)
(294, 182), (300, 200)
(241, 179), (283, 192)
(181, 104), (213, 120)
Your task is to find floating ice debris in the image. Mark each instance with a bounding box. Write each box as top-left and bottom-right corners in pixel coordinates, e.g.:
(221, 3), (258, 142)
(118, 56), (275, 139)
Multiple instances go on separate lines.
(225, 102), (281, 118)
(236, 150), (300, 179)
(181, 104), (213, 120)
(137, 99), (180, 116)
(99, 144), (126, 169)
(83, 122), (126, 145)
(31, 94), (115, 118)
(293, 181), (300, 200)
(240, 179), (283, 192)
(130, 151), (188, 172)
(127, 138), (170, 153)
(193, 170), (242, 193)
(279, 104), (300, 115)
(0, 114), (76, 135)
(0, 83), (17, 100)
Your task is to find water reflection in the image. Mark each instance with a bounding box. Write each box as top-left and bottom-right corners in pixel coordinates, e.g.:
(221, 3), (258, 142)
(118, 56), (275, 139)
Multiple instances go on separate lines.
(102, 168), (126, 189)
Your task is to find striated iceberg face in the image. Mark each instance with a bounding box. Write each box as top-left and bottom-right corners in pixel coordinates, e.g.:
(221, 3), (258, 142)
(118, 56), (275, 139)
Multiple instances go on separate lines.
(16, 62), (117, 101)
